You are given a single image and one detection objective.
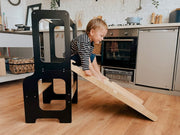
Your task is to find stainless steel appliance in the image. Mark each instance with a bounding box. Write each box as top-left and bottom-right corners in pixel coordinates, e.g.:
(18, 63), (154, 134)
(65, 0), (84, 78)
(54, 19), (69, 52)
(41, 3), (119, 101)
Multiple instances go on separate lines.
(101, 28), (138, 69)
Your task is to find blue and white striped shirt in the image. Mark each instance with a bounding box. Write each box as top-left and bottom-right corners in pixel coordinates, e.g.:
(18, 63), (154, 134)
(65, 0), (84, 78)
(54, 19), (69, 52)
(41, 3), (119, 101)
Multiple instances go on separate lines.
(71, 33), (94, 70)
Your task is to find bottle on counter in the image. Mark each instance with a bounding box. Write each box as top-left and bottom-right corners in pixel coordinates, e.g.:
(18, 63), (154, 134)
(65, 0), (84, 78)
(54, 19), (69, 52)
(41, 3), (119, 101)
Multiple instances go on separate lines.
(151, 12), (155, 24)
(159, 15), (163, 24)
(151, 12), (163, 24)
(0, 16), (3, 31)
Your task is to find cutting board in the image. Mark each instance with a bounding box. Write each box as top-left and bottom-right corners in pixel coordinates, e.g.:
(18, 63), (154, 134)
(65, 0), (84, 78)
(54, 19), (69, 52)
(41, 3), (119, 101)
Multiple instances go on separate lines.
(0, 58), (6, 76)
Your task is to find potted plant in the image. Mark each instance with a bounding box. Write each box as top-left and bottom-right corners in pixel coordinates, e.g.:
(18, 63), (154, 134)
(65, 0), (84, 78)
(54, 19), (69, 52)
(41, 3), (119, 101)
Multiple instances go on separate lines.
(50, 0), (60, 10)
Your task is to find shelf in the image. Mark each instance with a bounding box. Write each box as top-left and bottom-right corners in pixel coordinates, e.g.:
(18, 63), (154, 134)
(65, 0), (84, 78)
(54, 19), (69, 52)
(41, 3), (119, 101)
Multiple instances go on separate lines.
(0, 32), (34, 83)
(0, 72), (33, 83)
(0, 33), (33, 47)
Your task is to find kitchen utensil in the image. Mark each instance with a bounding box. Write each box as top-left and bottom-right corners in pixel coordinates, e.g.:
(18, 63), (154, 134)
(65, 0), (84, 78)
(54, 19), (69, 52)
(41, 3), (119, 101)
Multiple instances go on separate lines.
(3, 12), (6, 29)
(136, 0), (142, 11)
(125, 17), (142, 24)
(15, 24), (30, 31)
(0, 58), (6, 76)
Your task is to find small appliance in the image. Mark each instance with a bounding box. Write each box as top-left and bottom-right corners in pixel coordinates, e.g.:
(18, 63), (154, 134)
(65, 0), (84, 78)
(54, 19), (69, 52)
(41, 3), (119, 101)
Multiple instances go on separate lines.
(169, 8), (180, 23)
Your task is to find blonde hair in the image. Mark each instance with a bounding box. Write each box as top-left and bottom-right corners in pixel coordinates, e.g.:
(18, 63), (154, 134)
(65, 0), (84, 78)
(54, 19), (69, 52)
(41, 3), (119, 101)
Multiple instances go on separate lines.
(86, 18), (108, 35)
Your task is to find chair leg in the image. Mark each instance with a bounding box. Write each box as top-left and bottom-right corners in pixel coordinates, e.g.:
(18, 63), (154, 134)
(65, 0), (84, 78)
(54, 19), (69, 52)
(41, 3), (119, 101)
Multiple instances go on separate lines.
(23, 76), (40, 123)
(72, 72), (78, 104)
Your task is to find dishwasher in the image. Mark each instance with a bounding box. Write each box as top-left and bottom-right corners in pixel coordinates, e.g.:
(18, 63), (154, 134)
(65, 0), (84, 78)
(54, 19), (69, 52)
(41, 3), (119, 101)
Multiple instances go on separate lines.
(135, 28), (178, 90)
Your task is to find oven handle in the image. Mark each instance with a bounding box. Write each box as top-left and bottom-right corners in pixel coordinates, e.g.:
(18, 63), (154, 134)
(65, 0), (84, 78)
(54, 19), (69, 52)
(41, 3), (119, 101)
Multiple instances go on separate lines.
(103, 39), (134, 42)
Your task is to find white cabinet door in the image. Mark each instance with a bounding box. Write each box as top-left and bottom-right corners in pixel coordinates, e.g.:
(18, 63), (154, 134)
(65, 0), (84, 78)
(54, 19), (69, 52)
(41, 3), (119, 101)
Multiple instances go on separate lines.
(135, 28), (178, 89)
(174, 31), (180, 91)
(0, 33), (33, 47)
(174, 55), (180, 91)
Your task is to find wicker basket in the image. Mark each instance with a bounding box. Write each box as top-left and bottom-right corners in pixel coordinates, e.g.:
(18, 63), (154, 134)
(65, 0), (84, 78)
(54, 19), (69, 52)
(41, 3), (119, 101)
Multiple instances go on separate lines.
(9, 58), (34, 74)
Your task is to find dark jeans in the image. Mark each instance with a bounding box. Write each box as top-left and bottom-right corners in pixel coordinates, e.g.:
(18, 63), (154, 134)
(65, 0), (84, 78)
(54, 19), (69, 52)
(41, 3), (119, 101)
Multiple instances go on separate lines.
(71, 54), (96, 66)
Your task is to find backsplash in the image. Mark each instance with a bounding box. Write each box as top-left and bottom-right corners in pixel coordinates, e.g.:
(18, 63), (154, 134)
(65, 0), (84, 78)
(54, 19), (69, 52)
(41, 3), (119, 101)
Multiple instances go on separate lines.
(1, 0), (180, 29)
(26, 0), (180, 29)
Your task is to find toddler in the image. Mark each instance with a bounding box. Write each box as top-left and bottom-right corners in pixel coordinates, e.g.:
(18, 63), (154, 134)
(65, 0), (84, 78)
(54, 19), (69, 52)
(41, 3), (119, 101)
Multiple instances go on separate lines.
(71, 18), (108, 81)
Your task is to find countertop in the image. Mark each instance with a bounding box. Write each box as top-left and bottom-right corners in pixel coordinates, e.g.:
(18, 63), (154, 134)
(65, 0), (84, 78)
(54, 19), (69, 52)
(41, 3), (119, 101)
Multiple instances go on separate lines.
(0, 30), (32, 35)
(1, 23), (180, 34)
(108, 23), (180, 29)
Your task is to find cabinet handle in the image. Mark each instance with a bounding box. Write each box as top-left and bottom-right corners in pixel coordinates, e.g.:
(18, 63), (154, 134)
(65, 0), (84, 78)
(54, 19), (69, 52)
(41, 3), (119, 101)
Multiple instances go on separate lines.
(140, 28), (178, 32)
(103, 39), (134, 42)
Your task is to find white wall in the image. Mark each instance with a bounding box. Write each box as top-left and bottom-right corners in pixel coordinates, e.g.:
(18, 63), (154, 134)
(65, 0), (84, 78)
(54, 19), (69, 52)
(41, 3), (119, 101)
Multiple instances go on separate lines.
(25, 0), (180, 29)
(1, 0), (180, 29)
(0, 0), (26, 29)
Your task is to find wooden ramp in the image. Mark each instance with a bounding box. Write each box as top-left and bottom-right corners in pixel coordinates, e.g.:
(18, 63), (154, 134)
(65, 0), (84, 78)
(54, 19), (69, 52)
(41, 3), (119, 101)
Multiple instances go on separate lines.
(71, 61), (158, 121)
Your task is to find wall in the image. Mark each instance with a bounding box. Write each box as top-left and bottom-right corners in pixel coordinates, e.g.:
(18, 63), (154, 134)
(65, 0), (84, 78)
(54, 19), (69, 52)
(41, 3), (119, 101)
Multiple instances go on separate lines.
(1, 0), (180, 29)
(0, 0), (26, 29)
(26, 0), (180, 29)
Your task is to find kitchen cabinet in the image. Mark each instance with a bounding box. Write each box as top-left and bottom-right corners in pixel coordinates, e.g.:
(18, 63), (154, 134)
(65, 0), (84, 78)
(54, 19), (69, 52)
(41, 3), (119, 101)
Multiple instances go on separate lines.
(173, 28), (180, 91)
(0, 32), (32, 47)
(135, 27), (178, 90)
(0, 32), (33, 83)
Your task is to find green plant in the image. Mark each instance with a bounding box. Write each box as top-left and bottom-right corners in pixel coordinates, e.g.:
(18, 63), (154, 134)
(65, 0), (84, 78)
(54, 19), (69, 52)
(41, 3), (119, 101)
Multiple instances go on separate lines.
(51, 0), (58, 10)
(152, 0), (159, 9)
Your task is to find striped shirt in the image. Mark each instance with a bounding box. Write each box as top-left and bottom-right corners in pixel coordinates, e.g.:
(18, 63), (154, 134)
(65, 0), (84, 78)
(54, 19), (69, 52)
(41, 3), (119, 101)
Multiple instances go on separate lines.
(71, 33), (94, 70)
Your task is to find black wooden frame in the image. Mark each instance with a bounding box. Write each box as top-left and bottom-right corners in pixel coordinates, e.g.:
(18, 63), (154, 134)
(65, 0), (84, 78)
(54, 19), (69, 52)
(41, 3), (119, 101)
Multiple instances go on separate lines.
(23, 10), (78, 123)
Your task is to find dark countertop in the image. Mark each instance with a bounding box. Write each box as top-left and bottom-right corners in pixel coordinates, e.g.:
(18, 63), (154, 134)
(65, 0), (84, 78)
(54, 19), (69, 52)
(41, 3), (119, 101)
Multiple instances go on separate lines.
(0, 30), (32, 35)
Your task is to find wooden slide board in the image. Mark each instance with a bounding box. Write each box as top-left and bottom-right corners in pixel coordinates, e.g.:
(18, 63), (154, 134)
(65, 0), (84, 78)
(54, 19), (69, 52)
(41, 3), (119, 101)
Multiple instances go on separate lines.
(71, 61), (158, 121)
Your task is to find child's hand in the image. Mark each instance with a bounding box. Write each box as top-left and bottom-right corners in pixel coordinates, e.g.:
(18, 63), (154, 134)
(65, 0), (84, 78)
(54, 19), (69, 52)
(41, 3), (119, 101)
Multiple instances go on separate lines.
(102, 75), (109, 81)
(84, 70), (92, 76)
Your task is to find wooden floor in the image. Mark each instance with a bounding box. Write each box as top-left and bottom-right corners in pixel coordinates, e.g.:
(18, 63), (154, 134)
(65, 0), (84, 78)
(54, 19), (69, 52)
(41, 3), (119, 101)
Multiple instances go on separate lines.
(0, 79), (180, 135)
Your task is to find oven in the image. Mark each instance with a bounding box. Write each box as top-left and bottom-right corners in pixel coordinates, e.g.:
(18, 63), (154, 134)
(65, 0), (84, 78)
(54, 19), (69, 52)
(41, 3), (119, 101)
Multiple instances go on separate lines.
(101, 29), (138, 69)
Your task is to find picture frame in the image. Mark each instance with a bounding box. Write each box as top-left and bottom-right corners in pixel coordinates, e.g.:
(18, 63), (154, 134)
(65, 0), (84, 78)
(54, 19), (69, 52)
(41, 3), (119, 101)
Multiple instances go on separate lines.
(25, 3), (42, 27)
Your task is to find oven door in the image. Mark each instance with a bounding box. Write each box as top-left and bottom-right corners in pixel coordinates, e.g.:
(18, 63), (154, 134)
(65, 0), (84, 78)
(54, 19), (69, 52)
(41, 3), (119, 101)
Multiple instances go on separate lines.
(101, 37), (137, 69)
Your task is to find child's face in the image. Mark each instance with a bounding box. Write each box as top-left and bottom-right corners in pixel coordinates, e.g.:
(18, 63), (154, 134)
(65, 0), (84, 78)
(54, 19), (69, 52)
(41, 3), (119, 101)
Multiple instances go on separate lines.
(90, 27), (107, 44)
